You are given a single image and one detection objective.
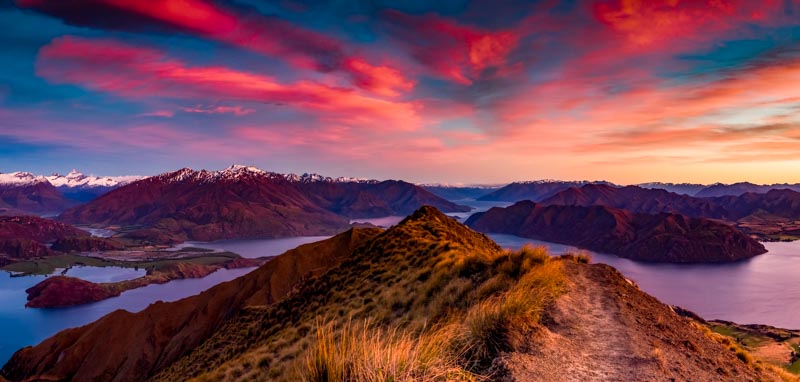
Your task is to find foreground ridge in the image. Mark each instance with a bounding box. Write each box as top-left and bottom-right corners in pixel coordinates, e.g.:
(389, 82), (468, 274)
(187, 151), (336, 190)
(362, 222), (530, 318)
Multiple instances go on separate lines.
(2, 207), (788, 382)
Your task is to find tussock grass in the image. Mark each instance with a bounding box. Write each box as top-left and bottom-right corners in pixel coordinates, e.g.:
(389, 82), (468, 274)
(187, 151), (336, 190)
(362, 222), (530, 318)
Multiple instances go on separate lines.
(297, 245), (565, 381)
(299, 319), (476, 382)
(170, 213), (566, 382)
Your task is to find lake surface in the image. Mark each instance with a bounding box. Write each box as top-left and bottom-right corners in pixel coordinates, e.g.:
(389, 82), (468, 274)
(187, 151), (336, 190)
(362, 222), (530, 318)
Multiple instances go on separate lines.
(3, 201), (800, 365)
(171, 236), (331, 258)
(0, 266), (256, 364)
(60, 266), (145, 283)
(490, 234), (800, 330)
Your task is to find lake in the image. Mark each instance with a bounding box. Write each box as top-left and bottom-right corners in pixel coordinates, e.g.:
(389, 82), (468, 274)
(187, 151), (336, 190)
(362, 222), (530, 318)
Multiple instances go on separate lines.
(490, 234), (800, 330)
(0, 234), (336, 364)
(2, 202), (800, 365)
(170, 236), (331, 258)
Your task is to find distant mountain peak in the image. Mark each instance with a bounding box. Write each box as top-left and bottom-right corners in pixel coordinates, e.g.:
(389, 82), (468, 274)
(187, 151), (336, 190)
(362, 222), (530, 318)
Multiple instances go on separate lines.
(514, 179), (615, 185)
(0, 172), (48, 186)
(46, 170), (142, 189)
(284, 172), (379, 184)
(153, 165), (379, 185)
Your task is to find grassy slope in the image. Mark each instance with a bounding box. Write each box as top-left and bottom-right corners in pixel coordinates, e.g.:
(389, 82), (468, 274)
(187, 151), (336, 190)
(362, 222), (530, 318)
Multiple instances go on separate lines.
(709, 321), (800, 377)
(1, 228), (383, 382)
(152, 206), (566, 381)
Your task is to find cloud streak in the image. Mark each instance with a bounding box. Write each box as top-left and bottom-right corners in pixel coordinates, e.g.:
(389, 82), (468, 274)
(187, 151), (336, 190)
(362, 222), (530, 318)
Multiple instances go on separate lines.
(5, 0), (800, 183)
(36, 36), (420, 130)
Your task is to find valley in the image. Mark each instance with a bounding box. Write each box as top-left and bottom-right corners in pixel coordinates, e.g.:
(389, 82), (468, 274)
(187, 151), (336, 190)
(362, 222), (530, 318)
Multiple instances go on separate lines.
(2, 169), (800, 380)
(3, 206), (797, 381)
(7, 2), (800, 380)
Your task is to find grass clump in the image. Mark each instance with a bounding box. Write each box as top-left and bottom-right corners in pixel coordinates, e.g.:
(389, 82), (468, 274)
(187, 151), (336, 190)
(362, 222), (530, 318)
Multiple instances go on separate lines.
(297, 247), (565, 380)
(300, 319), (475, 382)
(168, 212), (567, 382)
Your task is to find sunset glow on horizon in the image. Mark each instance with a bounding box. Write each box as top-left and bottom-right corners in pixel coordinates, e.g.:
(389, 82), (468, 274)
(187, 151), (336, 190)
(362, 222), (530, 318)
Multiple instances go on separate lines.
(2, 0), (800, 184)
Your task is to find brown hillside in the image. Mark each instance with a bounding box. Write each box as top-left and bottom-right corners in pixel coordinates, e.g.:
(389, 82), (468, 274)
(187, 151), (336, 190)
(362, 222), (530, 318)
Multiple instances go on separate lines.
(58, 168), (351, 242)
(501, 261), (765, 381)
(1, 227), (381, 382)
(1, 207), (786, 382)
(0, 215), (89, 261)
(466, 201), (766, 262)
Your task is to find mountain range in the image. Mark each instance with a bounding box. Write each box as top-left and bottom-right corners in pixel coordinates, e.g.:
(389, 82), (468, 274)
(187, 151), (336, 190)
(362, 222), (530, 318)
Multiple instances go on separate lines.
(58, 165), (469, 242)
(466, 201), (767, 262)
(466, 180), (800, 201)
(2, 206), (781, 381)
(0, 170), (142, 215)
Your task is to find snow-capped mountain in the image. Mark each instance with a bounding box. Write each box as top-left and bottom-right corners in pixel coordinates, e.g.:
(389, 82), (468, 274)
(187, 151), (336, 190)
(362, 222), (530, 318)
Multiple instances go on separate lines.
(46, 169), (143, 189)
(476, 180), (617, 202)
(284, 172), (379, 184)
(59, 165), (470, 241)
(0, 172), (49, 186)
(0, 173), (71, 215)
(0, 169), (145, 207)
(636, 182), (708, 196)
(155, 165), (379, 185)
(0, 169), (142, 189)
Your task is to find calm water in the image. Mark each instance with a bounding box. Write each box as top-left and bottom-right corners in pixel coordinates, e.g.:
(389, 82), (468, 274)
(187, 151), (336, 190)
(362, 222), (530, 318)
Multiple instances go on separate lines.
(3, 203), (800, 365)
(171, 236), (331, 258)
(0, 266), (256, 364)
(490, 234), (800, 330)
(61, 266), (145, 283)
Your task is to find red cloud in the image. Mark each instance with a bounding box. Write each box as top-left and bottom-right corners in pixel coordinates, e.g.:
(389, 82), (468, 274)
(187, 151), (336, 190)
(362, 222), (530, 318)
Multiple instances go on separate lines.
(593, 0), (789, 46)
(383, 10), (521, 85)
(37, 36), (420, 130)
(17, 0), (415, 98)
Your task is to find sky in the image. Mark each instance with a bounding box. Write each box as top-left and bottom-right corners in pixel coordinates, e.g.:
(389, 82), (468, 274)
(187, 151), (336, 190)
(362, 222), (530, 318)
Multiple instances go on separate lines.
(1, 0), (800, 184)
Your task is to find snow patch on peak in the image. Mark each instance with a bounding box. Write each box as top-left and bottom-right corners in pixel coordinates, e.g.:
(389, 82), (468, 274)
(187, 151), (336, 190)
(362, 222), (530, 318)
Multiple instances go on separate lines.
(154, 165), (379, 185)
(47, 170), (143, 188)
(221, 164), (266, 175)
(284, 172), (378, 184)
(158, 165), (284, 184)
(0, 172), (48, 186)
(418, 183), (502, 188)
(512, 179), (616, 186)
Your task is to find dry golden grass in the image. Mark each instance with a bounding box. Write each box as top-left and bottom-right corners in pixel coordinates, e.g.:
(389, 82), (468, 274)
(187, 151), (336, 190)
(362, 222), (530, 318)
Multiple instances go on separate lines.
(297, 319), (476, 382)
(295, 245), (565, 381)
(165, 211), (566, 382)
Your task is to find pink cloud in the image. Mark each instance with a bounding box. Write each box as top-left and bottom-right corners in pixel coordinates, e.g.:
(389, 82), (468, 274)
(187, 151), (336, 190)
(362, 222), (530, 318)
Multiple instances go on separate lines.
(383, 10), (522, 85)
(17, 0), (416, 97)
(36, 36), (421, 131)
(180, 105), (255, 116)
